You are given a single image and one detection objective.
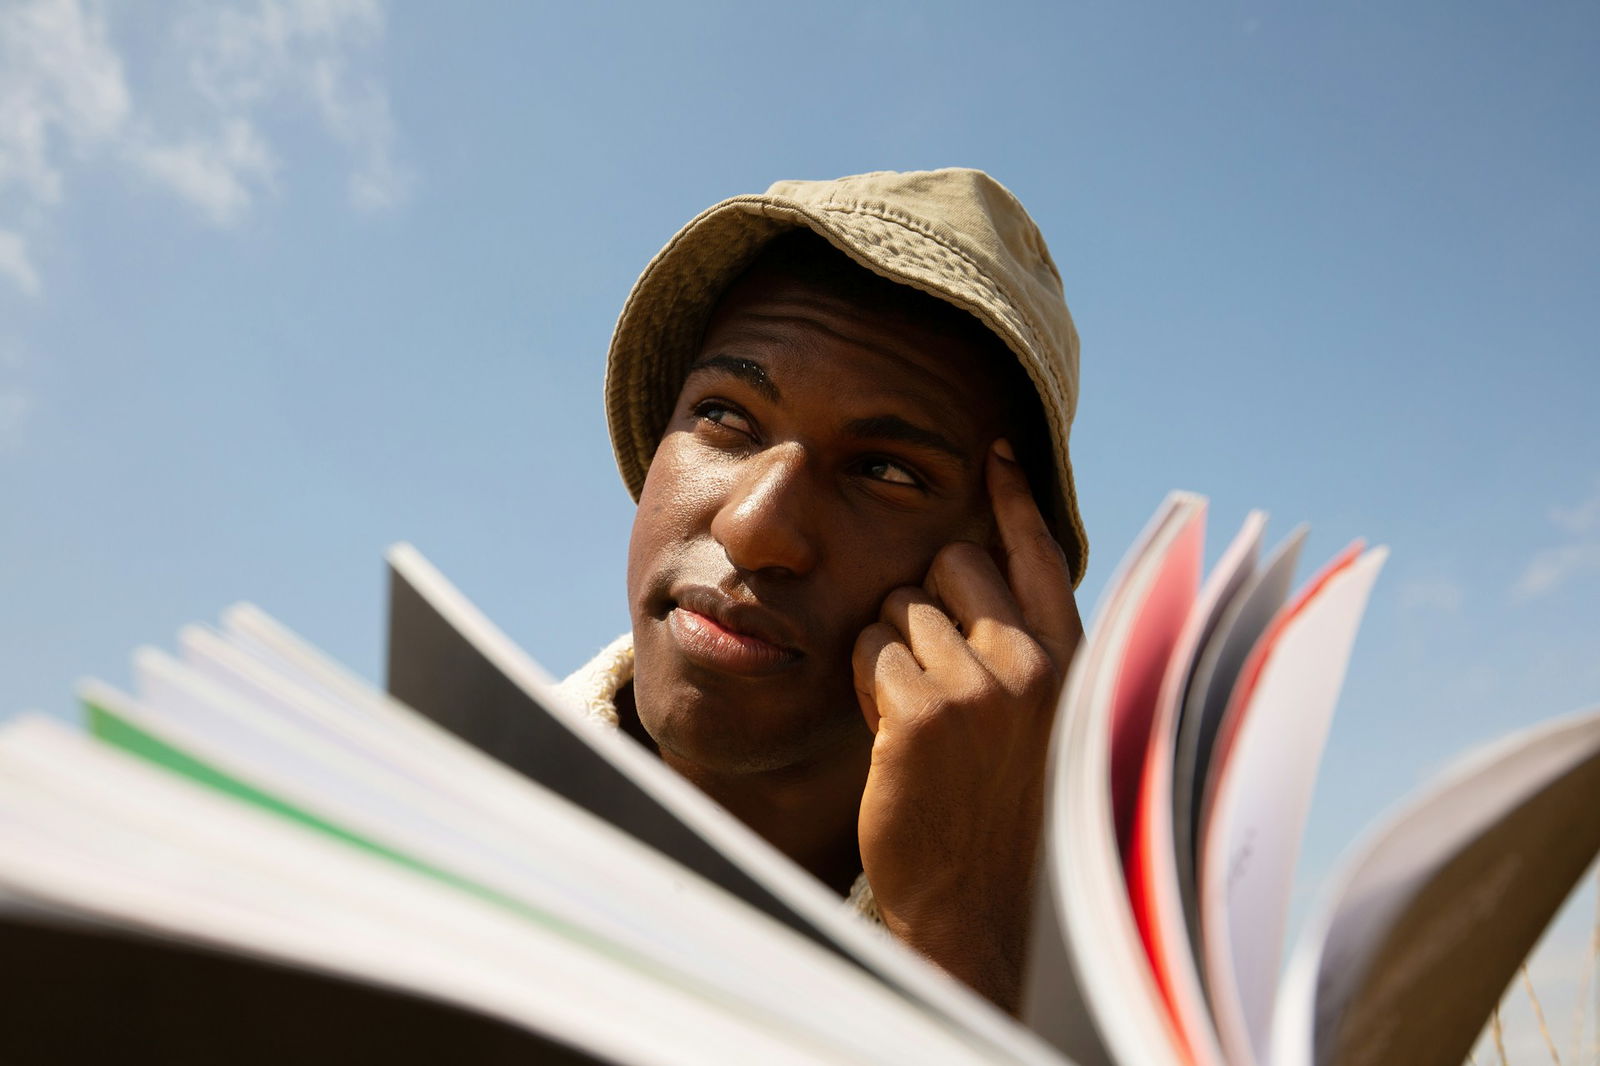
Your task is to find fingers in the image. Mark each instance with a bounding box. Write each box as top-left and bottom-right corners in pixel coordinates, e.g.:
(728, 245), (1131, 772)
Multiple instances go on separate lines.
(852, 621), (921, 735)
(880, 572), (1049, 713)
(878, 585), (971, 670)
(858, 587), (999, 734)
(921, 543), (1040, 681)
(987, 440), (1083, 670)
(855, 440), (1084, 737)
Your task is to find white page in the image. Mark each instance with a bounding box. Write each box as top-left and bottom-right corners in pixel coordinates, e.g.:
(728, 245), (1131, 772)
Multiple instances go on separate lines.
(1273, 705), (1600, 1066)
(1173, 526), (1306, 968)
(224, 603), (374, 707)
(0, 718), (861, 1066)
(1200, 548), (1387, 1066)
(117, 646), (1002, 1066)
(130, 652), (705, 956)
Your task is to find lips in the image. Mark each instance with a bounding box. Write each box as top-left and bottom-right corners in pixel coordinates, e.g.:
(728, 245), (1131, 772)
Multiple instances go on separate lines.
(667, 586), (803, 677)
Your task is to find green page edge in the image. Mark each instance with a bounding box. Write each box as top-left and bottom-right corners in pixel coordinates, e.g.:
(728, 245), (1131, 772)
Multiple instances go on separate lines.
(78, 696), (792, 1037)
(85, 697), (549, 920)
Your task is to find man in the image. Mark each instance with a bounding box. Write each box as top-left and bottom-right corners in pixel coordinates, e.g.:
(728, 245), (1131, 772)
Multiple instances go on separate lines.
(561, 168), (1088, 1014)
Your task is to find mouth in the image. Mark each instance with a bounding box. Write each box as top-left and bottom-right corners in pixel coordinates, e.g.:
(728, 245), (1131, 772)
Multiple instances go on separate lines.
(666, 586), (803, 677)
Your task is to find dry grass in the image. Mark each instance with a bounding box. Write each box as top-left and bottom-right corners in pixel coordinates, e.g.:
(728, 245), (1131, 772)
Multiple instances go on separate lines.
(1478, 864), (1600, 1066)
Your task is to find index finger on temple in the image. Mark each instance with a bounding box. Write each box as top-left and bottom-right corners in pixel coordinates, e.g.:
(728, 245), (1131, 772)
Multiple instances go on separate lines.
(987, 440), (1083, 669)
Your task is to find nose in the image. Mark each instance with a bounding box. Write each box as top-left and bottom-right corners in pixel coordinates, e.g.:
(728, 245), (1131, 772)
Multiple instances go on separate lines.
(709, 444), (820, 577)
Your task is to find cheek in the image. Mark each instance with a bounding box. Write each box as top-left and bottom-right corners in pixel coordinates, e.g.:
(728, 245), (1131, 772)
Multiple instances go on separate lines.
(826, 498), (996, 621)
(626, 434), (725, 595)
(642, 432), (731, 509)
(828, 526), (952, 617)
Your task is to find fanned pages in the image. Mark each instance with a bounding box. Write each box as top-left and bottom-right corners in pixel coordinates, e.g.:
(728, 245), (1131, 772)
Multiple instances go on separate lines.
(82, 665), (1010, 1065)
(1025, 491), (1206, 1066)
(1126, 509), (1268, 1066)
(1172, 526), (1307, 977)
(0, 718), (862, 1066)
(1200, 545), (1388, 1066)
(115, 643), (975, 1062)
(0, 498), (1593, 1066)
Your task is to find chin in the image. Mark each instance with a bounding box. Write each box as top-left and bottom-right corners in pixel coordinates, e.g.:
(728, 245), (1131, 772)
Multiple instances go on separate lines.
(634, 658), (869, 777)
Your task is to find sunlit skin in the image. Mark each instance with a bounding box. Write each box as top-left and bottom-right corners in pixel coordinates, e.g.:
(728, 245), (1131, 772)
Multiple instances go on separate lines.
(624, 264), (1084, 1012)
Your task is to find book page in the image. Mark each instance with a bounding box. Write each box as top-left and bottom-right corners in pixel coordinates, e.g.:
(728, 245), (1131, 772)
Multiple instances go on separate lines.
(1026, 492), (1205, 1066)
(0, 719), (866, 1066)
(1109, 504), (1207, 859)
(1272, 706), (1600, 1066)
(1126, 510), (1266, 1066)
(1171, 526), (1305, 975)
(110, 640), (1014, 1066)
(1199, 546), (1387, 1066)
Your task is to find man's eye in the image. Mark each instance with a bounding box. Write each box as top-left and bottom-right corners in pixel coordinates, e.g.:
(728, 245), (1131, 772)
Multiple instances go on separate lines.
(692, 401), (754, 437)
(859, 457), (922, 488)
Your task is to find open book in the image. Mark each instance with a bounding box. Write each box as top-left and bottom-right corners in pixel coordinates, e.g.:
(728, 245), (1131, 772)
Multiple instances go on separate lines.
(0, 493), (1595, 1065)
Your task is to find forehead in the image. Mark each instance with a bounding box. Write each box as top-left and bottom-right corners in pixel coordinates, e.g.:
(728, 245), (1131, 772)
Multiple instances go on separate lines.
(694, 267), (1008, 423)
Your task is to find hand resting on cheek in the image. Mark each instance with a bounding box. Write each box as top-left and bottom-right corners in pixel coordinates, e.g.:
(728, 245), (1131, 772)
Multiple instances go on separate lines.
(853, 439), (1085, 1016)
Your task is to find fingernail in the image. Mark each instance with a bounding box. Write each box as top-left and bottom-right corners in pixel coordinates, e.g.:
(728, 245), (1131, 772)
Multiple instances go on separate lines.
(993, 439), (1016, 462)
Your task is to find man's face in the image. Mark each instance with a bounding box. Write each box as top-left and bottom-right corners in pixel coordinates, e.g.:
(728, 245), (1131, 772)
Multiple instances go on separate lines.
(626, 266), (1010, 776)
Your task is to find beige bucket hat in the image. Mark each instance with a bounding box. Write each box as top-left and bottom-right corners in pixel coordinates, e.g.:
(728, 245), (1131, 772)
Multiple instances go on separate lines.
(604, 167), (1088, 586)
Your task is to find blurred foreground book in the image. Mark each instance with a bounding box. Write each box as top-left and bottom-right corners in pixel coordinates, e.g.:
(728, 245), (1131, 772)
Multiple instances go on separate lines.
(0, 492), (1595, 1066)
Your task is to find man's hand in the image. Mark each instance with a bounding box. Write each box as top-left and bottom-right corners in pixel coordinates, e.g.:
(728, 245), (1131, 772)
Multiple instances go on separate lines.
(851, 440), (1084, 1014)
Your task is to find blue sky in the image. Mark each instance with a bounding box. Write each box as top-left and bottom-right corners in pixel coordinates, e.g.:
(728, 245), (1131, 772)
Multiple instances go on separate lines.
(2, 1), (1596, 1056)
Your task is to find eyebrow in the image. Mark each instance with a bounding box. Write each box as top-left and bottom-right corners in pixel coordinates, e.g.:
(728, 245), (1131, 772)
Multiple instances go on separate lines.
(843, 415), (968, 464)
(686, 356), (969, 464)
(685, 356), (780, 403)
